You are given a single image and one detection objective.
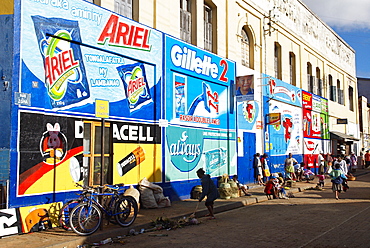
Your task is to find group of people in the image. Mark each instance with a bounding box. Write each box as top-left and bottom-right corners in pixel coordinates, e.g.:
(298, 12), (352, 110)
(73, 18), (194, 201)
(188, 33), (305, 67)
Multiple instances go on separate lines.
(256, 152), (358, 200)
(253, 153), (271, 185)
(196, 150), (365, 218)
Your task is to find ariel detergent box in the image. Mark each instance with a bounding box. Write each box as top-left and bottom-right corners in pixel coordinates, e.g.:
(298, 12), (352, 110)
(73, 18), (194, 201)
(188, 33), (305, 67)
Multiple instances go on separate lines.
(117, 63), (152, 113)
(32, 16), (90, 108)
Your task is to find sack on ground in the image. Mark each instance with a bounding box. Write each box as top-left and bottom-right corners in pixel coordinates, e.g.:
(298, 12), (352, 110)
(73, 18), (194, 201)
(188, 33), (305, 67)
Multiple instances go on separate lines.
(138, 177), (171, 208)
(124, 185), (141, 209)
(138, 185), (158, 209)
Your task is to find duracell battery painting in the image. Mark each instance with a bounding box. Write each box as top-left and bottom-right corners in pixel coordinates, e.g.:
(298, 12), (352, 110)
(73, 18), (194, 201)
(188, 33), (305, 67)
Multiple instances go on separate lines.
(117, 147), (145, 176)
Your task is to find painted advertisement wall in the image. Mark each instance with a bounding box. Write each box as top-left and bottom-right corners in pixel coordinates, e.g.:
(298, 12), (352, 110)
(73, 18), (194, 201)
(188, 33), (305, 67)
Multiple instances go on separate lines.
(163, 35), (236, 198)
(302, 91), (329, 168)
(19, 0), (162, 119)
(262, 76), (303, 171)
(236, 65), (263, 184)
(10, 0), (163, 207)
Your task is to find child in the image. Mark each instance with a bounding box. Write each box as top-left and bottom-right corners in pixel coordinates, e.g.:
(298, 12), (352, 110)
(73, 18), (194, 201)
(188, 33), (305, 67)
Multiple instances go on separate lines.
(303, 167), (315, 183)
(232, 175), (252, 196)
(316, 172), (325, 188)
(329, 163), (348, 200)
(276, 175), (289, 199)
(264, 176), (278, 199)
(295, 162), (305, 182)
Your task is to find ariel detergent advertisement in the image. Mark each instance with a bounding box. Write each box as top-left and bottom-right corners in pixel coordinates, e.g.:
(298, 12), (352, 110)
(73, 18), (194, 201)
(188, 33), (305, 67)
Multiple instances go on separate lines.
(164, 36), (236, 181)
(12, 0), (163, 207)
(20, 0), (162, 120)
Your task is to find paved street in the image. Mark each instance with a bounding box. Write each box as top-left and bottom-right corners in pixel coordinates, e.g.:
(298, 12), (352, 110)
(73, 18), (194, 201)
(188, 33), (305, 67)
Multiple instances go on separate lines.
(1, 169), (369, 248)
(102, 171), (370, 248)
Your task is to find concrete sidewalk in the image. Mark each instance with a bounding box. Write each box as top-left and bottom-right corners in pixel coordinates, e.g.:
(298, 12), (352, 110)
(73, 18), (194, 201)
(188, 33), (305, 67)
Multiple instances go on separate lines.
(2, 168), (369, 248)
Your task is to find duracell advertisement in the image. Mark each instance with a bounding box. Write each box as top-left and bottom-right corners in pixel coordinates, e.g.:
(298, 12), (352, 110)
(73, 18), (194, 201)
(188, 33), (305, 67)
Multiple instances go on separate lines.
(112, 122), (161, 144)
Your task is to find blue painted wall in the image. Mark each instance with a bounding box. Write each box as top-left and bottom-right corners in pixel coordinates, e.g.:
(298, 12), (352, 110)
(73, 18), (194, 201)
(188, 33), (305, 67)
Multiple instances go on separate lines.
(0, 14), (14, 182)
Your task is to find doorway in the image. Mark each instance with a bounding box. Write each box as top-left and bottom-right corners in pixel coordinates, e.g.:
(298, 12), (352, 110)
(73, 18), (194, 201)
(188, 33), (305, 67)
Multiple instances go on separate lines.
(83, 121), (112, 186)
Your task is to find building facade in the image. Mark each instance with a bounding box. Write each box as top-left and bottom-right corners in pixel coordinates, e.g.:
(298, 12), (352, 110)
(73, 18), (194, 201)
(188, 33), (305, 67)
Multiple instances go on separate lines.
(0, 0), (360, 236)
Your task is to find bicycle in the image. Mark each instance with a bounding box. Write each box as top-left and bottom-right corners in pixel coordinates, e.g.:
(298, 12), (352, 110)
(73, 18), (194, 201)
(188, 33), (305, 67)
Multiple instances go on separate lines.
(58, 183), (92, 231)
(69, 184), (138, 236)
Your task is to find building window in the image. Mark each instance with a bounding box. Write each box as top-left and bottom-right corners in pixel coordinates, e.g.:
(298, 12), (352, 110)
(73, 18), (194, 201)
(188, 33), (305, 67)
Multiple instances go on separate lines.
(337, 79), (344, 104)
(316, 67), (322, 96)
(274, 42), (281, 79)
(329, 74), (336, 101)
(349, 86), (354, 111)
(307, 62), (314, 93)
(114, 0), (132, 19)
(180, 0), (192, 43)
(289, 52), (296, 86)
(241, 26), (254, 69)
(204, 4), (212, 52)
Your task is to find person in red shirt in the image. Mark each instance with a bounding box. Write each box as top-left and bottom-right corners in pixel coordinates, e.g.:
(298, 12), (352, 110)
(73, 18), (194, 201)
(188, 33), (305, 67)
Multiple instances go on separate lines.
(365, 150), (370, 168)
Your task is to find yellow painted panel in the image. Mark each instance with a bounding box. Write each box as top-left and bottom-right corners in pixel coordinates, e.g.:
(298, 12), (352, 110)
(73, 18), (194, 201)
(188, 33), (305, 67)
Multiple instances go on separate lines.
(1, 0), (14, 15)
(19, 202), (63, 233)
(23, 157), (82, 195)
(113, 143), (162, 185)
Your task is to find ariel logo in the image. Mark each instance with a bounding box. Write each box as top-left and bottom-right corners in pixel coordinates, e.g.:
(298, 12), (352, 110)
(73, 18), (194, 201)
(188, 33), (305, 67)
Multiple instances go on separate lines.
(124, 66), (149, 105)
(42, 30), (81, 101)
(166, 127), (204, 172)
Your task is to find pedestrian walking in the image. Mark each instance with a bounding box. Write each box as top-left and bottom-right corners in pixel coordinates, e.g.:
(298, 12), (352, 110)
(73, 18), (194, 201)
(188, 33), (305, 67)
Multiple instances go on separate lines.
(318, 151), (325, 174)
(329, 163), (348, 200)
(360, 148), (365, 169)
(350, 152), (357, 173)
(196, 168), (219, 219)
(261, 153), (271, 183)
(253, 153), (264, 185)
(365, 150), (370, 168)
(334, 156), (348, 176)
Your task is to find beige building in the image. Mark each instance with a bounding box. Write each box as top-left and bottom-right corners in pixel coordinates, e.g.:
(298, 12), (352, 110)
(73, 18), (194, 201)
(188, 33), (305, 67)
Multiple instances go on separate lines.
(90, 0), (360, 153)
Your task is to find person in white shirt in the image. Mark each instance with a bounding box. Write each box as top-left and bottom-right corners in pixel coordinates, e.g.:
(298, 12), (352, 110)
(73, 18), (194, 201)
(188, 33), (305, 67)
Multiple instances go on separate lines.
(334, 156), (347, 175)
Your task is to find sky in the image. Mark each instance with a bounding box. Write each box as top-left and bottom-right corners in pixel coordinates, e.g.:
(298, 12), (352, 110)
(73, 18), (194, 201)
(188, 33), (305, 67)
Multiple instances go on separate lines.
(302, 0), (370, 78)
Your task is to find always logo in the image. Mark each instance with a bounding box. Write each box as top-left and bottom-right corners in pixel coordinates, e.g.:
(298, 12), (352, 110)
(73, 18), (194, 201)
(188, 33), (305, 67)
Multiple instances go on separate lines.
(166, 127), (204, 172)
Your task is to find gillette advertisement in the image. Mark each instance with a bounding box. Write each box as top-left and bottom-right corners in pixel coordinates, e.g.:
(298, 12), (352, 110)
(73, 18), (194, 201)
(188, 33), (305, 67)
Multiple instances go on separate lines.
(164, 35), (236, 129)
(164, 36), (237, 180)
(19, 0), (162, 121)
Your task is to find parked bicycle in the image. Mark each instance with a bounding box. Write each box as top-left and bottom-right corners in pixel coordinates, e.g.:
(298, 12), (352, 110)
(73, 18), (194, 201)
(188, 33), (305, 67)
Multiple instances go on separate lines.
(68, 184), (138, 235)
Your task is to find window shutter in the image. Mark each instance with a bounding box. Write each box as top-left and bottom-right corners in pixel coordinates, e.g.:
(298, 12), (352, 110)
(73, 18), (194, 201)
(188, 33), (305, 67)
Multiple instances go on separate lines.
(180, 9), (191, 43)
(317, 79), (322, 96)
(311, 76), (316, 94)
(330, 85), (337, 102)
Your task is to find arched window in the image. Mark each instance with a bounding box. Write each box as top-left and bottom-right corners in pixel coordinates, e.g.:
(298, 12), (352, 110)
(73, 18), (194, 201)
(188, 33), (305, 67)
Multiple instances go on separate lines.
(241, 26), (254, 69)
(316, 67), (322, 96)
(329, 74), (336, 101)
(180, 0), (192, 43)
(289, 52), (296, 86)
(274, 42), (282, 79)
(114, 0), (133, 19)
(307, 62), (313, 93)
(204, 1), (216, 52)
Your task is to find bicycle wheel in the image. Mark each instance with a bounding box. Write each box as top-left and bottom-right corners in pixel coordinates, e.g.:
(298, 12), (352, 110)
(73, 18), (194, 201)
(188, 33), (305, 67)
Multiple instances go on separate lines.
(70, 202), (102, 236)
(58, 199), (81, 230)
(114, 196), (138, 227)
